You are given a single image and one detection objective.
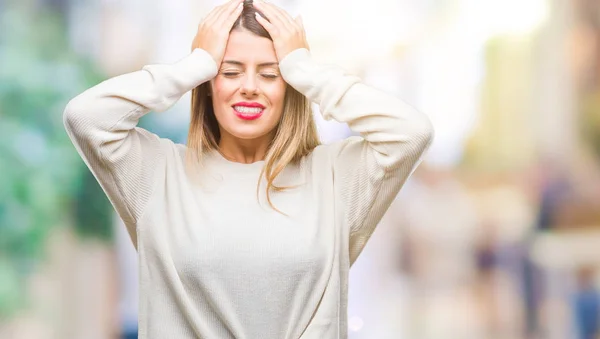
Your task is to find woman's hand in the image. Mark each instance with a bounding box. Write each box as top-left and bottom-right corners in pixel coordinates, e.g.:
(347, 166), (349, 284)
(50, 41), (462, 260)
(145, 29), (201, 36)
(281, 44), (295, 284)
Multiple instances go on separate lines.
(253, 0), (309, 61)
(191, 0), (244, 64)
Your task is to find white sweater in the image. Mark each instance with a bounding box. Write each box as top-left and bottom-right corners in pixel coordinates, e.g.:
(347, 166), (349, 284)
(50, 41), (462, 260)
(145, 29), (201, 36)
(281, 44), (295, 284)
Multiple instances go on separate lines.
(63, 48), (433, 339)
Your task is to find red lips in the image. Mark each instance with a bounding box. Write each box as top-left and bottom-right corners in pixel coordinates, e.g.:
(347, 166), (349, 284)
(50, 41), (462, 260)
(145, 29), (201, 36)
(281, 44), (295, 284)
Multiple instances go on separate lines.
(232, 102), (265, 121)
(232, 101), (265, 108)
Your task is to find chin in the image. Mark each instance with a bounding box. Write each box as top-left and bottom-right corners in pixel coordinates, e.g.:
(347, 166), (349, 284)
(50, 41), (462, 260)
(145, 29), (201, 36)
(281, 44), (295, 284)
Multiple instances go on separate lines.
(225, 124), (276, 141)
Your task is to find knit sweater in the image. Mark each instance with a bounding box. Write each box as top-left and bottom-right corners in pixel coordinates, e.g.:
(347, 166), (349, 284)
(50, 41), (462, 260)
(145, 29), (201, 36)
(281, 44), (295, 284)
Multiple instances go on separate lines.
(63, 47), (433, 339)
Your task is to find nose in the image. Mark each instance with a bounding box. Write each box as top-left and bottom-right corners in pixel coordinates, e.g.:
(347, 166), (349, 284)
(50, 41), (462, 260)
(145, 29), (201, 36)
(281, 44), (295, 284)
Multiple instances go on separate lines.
(240, 74), (259, 96)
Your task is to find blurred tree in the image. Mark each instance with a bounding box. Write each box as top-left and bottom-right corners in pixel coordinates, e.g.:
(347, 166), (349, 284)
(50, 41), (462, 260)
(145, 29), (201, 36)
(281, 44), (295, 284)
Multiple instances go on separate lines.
(0, 3), (112, 318)
(576, 0), (600, 161)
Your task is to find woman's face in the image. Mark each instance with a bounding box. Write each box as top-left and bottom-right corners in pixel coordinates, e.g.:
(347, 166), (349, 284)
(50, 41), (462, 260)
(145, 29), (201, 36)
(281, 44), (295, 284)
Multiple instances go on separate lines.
(210, 30), (287, 143)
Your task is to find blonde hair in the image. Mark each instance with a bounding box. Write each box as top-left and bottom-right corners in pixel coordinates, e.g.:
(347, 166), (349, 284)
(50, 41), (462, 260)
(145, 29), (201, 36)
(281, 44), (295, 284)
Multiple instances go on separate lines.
(186, 1), (320, 213)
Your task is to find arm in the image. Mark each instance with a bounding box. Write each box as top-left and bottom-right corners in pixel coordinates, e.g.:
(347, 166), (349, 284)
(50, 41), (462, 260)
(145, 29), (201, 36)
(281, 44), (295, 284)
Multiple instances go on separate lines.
(63, 49), (217, 238)
(279, 48), (434, 265)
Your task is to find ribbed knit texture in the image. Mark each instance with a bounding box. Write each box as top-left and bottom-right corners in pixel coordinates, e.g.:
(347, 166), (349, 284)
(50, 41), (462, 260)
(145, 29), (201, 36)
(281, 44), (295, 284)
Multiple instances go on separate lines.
(63, 47), (433, 339)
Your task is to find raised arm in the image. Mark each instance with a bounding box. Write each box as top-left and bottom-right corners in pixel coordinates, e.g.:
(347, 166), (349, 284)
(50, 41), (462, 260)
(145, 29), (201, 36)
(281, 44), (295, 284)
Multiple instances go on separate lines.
(257, 1), (433, 264)
(280, 48), (433, 264)
(63, 48), (218, 236)
(64, 0), (244, 240)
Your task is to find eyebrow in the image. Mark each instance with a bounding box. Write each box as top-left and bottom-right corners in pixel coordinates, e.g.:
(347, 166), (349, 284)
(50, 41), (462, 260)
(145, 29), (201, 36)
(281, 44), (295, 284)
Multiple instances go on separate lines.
(222, 60), (279, 67)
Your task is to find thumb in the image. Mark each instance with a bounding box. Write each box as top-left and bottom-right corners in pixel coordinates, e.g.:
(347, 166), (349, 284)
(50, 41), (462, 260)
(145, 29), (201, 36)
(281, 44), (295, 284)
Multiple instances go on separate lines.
(295, 15), (309, 50)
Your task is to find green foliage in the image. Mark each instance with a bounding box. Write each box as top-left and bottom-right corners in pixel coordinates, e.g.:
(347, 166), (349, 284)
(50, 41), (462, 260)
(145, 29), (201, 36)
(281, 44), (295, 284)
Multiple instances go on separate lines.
(581, 91), (600, 159)
(0, 4), (112, 318)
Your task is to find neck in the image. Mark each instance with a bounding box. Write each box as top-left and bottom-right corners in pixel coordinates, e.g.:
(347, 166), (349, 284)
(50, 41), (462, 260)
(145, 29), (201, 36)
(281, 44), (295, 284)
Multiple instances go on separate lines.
(218, 131), (274, 164)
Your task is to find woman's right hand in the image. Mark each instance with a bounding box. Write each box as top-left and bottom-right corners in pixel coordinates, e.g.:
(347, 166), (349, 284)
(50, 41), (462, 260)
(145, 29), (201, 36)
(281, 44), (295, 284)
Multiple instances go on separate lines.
(191, 0), (244, 65)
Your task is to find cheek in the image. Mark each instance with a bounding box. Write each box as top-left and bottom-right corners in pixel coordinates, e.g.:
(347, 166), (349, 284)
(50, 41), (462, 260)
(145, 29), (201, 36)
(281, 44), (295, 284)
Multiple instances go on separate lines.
(211, 79), (237, 100)
(265, 82), (287, 109)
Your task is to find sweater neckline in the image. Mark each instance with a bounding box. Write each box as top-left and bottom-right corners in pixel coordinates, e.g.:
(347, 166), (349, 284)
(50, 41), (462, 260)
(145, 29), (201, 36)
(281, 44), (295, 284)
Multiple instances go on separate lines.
(208, 149), (265, 172)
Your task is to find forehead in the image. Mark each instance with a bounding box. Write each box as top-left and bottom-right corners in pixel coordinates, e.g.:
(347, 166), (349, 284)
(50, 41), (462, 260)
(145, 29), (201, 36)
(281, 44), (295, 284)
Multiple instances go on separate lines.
(223, 30), (277, 64)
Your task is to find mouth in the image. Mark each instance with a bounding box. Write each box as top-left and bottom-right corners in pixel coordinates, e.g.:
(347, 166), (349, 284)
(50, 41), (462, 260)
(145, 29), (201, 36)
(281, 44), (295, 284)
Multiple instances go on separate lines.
(232, 104), (265, 121)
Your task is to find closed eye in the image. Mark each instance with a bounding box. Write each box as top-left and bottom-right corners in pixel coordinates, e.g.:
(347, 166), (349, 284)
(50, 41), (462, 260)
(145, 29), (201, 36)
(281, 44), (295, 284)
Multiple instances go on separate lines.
(222, 72), (241, 77)
(220, 71), (279, 79)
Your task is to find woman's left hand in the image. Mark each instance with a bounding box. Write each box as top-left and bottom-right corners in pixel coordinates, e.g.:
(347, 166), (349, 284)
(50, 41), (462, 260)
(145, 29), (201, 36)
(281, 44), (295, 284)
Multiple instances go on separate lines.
(253, 0), (309, 61)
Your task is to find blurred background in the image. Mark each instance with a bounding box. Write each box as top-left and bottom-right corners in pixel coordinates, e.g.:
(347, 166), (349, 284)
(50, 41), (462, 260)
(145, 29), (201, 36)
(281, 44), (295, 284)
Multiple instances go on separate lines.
(1, 0), (600, 338)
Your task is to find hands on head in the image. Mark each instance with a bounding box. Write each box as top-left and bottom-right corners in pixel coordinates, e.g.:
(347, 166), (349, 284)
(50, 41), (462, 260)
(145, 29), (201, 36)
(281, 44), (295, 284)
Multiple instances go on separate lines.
(253, 0), (309, 61)
(191, 0), (309, 66)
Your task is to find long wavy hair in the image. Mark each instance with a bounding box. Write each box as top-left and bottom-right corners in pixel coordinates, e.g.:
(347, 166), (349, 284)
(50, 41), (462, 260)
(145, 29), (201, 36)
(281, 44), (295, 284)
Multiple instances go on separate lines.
(186, 0), (320, 212)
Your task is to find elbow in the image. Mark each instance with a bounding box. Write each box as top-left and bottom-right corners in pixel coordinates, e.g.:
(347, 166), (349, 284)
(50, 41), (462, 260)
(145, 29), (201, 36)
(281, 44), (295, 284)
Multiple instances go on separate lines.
(63, 98), (77, 127)
(414, 113), (434, 151)
(401, 117), (434, 168)
(384, 112), (434, 171)
(396, 108), (434, 153)
(62, 94), (94, 139)
(63, 97), (82, 134)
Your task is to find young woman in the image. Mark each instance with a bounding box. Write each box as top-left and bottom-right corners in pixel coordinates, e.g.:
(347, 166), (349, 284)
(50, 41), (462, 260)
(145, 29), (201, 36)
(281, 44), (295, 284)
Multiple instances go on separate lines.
(63, 0), (433, 337)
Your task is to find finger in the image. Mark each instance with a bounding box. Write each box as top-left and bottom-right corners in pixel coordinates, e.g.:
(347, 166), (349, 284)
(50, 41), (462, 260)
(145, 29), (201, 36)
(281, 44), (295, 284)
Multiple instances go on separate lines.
(257, 1), (292, 27)
(294, 16), (306, 37)
(254, 11), (275, 33)
(205, 0), (239, 26)
(208, 0), (235, 19)
(222, 0), (244, 28)
(294, 15), (304, 34)
(296, 16), (308, 37)
(214, 0), (244, 27)
(266, 1), (296, 24)
(202, 4), (226, 26)
(294, 15), (310, 50)
(254, 1), (295, 32)
(199, 5), (222, 25)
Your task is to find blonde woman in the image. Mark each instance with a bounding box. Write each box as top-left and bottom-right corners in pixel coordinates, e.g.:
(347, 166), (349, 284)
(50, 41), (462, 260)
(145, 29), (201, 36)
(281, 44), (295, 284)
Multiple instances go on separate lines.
(63, 0), (433, 337)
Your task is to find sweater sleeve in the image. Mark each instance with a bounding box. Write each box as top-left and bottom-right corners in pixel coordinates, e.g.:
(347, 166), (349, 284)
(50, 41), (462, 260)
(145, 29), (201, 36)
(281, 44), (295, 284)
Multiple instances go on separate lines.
(63, 48), (218, 238)
(279, 48), (434, 265)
